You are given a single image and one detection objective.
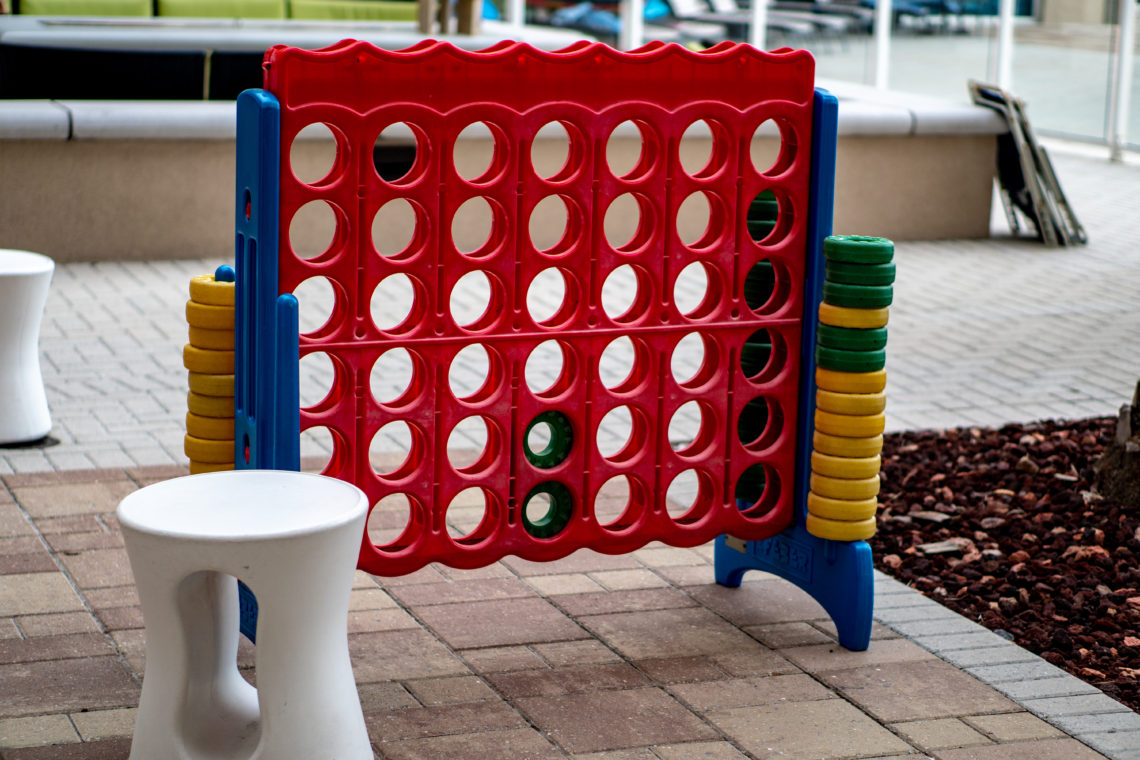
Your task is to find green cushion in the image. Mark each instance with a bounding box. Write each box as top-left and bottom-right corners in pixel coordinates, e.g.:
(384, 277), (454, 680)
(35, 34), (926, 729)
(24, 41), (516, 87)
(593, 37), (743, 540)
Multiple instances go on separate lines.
(20, 0), (152, 15)
(158, 0), (286, 17)
(289, 0), (418, 21)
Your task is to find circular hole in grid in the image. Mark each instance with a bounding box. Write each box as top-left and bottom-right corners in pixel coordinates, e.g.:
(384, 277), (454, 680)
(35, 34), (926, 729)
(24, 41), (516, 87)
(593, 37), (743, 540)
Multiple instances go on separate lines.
(290, 122), (339, 186)
(522, 482), (574, 539)
(529, 195), (570, 253)
(604, 193), (652, 253)
(735, 464), (779, 517)
(602, 264), (651, 324)
(744, 259), (778, 312)
(666, 468), (713, 523)
(596, 474), (646, 531)
(446, 487), (494, 544)
(525, 340), (574, 399)
(450, 269), (494, 329)
(606, 120), (654, 179)
(597, 405), (648, 464)
(668, 401), (715, 458)
(679, 118), (729, 179)
(299, 425), (336, 474)
(293, 276), (337, 336)
(447, 415), (495, 474)
(370, 347), (421, 408)
(527, 268), (574, 327)
(369, 420), (418, 479)
(370, 273), (421, 333)
(448, 343), (499, 403)
(676, 191), (716, 249)
(750, 118), (791, 176)
(673, 261), (723, 320)
(531, 120), (573, 180)
(741, 328), (783, 384)
(367, 492), (414, 550)
(737, 396), (783, 452)
(289, 200), (338, 260)
(372, 198), (422, 260)
(599, 336), (651, 395)
(747, 190), (781, 244)
(452, 196), (497, 256)
(454, 121), (505, 183)
(299, 351), (336, 409)
(374, 122), (422, 184)
(671, 332), (718, 389)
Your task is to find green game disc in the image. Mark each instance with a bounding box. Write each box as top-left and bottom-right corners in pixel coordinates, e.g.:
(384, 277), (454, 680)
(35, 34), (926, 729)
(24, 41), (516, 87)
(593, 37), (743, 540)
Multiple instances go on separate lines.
(822, 282), (893, 309)
(524, 411), (573, 469)
(823, 235), (894, 264)
(815, 345), (887, 373)
(816, 324), (888, 351)
(522, 482), (574, 539)
(825, 260), (896, 286)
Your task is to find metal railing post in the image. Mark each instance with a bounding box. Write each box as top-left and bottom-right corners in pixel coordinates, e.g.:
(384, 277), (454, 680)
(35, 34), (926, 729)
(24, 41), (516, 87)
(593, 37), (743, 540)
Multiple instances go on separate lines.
(1108, 0), (1137, 160)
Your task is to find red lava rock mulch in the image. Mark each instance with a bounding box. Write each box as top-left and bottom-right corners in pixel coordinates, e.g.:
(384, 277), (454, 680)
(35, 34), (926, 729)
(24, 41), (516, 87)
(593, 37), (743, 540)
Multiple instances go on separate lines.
(872, 417), (1140, 712)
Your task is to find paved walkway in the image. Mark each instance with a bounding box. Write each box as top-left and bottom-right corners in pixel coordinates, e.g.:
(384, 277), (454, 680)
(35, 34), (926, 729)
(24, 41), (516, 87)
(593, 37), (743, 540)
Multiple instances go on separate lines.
(1, 142), (1140, 758)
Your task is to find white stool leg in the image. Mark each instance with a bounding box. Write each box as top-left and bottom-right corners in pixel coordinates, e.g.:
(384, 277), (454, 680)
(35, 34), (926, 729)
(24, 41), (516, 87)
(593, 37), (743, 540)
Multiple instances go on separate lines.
(124, 531), (260, 760)
(0, 250), (53, 444)
(243, 527), (372, 760)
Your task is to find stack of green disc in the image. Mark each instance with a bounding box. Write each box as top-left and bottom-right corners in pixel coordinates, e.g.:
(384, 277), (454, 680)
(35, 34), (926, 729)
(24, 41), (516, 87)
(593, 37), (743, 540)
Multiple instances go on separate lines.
(816, 236), (896, 373)
(747, 190), (779, 241)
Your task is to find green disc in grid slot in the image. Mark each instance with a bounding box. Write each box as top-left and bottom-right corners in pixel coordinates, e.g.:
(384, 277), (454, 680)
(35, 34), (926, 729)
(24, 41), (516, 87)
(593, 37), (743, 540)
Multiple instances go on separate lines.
(825, 260), (896, 286)
(816, 345), (886, 373)
(816, 324), (888, 351)
(823, 235), (894, 264)
(822, 281), (893, 309)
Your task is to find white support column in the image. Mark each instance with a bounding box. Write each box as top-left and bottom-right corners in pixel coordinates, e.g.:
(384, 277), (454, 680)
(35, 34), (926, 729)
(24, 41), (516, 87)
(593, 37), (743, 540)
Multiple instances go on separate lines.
(873, 0), (893, 89)
(505, 0), (525, 27)
(1108, 0), (1137, 160)
(620, 0), (645, 51)
(749, 0), (768, 50)
(996, 0), (1015, 90)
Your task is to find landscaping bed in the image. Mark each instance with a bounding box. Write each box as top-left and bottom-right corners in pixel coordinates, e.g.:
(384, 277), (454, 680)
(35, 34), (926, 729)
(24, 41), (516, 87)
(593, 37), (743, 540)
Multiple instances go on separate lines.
(872, 417), (1140, 712)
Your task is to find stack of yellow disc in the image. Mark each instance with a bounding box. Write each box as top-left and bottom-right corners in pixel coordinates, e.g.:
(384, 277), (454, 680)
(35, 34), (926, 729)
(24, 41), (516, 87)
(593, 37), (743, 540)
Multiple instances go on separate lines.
(184, 269), (236, 475)
(806, 236), (895, 541)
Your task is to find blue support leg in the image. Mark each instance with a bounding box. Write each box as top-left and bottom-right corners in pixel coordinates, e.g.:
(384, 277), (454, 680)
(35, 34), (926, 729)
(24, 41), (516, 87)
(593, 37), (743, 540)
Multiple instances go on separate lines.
(714, 529), (873, 651)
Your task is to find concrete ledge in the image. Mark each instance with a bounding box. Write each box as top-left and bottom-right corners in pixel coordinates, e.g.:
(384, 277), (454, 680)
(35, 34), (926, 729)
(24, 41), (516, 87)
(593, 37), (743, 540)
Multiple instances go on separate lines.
(0, 90), (1007, 260)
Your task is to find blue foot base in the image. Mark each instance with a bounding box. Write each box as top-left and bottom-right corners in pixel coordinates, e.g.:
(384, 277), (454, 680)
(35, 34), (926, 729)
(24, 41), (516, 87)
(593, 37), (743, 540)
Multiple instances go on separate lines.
(714, 524), (873, 651)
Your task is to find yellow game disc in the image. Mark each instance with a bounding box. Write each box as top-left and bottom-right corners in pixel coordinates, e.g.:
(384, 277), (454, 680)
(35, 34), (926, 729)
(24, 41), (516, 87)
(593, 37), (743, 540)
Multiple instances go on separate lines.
(814, 409), (886, 438)
(807, 492), (879, 521)
(189, 461), (234, 475)
(186, 412), (235, 440)
(183, 344), (235, 375)
(188, 326), (235, 351)
(184, 435), (235, 464)
(188, 372), (234, 398)
(186, 300), (234, 330)
(189, 274), (236, 307)
(816, 367), (887, 394)
(806, 513), (876, 541)
(188, 391), (235, 418)
(813, 431), (884, 459)
(811, 451), (881, 480)
(810, 473), (881, 500)
(815, 389), (886, 416)
(818, 302), (889, 329)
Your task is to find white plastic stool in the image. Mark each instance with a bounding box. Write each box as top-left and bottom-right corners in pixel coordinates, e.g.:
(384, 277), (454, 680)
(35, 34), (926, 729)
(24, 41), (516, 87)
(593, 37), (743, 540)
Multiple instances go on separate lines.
(0, 249), (53, 444)
(117, 469), (373, 760)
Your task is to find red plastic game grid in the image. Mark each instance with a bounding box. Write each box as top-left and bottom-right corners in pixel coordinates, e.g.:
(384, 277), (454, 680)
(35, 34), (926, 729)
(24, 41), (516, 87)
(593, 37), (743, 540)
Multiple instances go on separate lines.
(264, 39), (816, 575)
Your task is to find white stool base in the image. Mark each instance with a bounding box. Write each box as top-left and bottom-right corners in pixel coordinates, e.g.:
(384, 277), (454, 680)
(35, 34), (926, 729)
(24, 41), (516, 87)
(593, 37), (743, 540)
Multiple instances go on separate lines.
(0, 249), (53, 445)
(118, 470), (373, 760)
